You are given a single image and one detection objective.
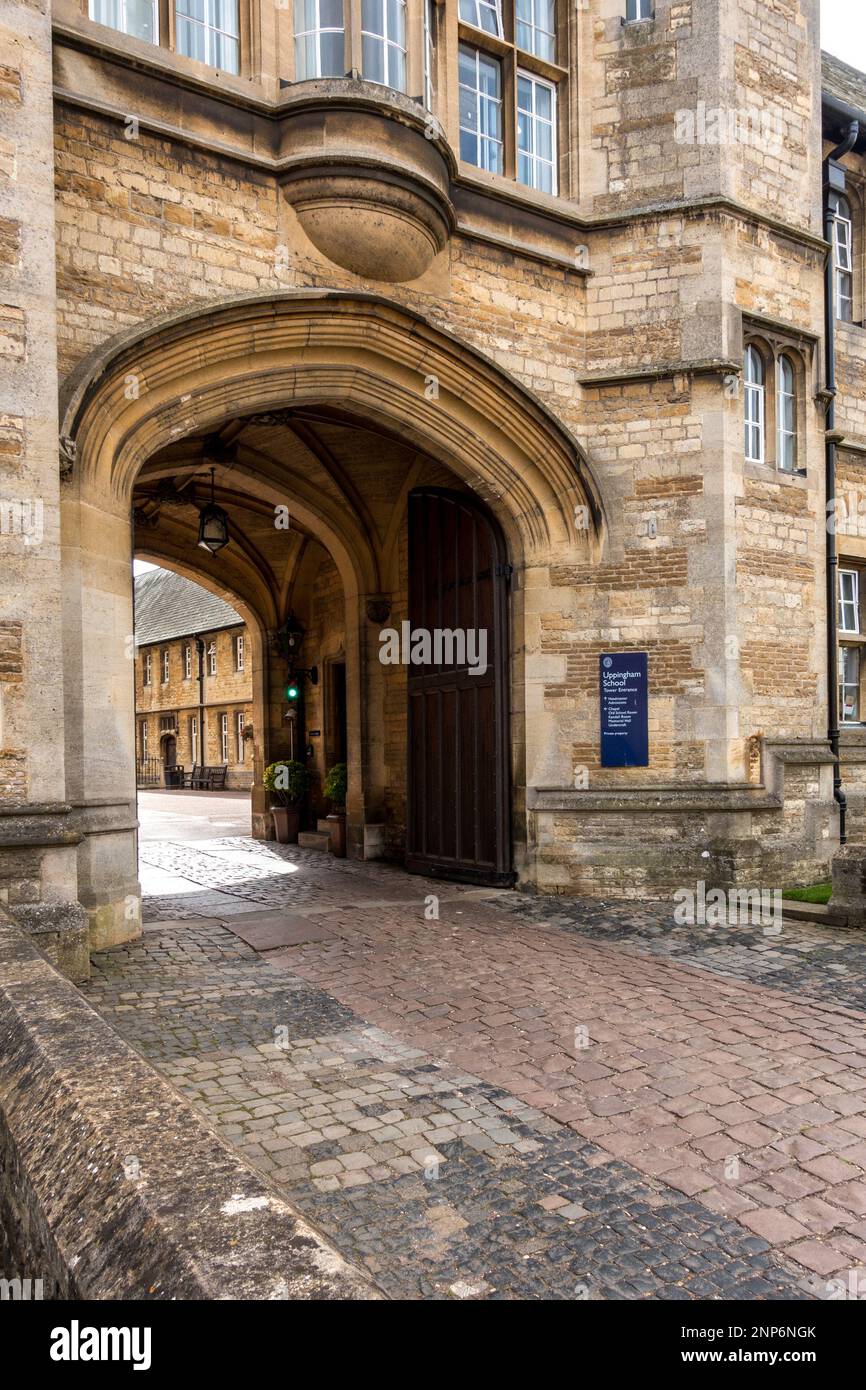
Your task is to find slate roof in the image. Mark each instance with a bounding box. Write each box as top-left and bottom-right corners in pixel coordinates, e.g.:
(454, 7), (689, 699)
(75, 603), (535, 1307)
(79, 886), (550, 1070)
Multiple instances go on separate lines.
(134, 567), (244, 648)
(823, 51), (866, 116)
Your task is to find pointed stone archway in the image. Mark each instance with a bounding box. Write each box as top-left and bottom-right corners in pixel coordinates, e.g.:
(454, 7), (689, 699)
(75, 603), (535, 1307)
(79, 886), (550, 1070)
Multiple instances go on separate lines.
(57, 292), (606, 951)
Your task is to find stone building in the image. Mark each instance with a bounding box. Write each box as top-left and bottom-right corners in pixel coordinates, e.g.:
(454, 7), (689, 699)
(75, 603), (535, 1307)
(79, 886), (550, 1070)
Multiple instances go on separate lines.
(133, 566), (254, 789)
(4, 0), (866, 975)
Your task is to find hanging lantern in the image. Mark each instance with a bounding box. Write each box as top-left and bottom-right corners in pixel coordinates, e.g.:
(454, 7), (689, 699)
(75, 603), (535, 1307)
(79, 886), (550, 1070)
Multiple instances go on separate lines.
(197, 467), (229, 555)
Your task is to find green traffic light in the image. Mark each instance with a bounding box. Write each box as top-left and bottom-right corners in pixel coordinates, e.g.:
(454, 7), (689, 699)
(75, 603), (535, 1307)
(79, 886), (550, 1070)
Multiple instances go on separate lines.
(285, 684), (299, 701)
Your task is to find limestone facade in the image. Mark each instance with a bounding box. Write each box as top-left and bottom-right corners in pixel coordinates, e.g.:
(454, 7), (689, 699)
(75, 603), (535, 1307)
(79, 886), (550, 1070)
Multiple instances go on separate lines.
(4, 0), (866, 971)
(134, 569), (254, 789)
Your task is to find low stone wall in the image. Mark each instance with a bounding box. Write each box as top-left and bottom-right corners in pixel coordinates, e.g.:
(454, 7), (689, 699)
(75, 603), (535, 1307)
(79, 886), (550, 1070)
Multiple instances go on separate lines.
(0, 908), (379, 1300)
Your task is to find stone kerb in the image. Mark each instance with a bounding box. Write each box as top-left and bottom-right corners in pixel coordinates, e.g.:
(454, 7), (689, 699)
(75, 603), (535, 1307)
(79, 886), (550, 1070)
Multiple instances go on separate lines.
(0, 907), (380, 1300)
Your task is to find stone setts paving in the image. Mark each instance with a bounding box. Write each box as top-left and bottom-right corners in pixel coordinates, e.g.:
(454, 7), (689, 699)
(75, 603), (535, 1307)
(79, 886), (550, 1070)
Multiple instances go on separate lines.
(80, 838), (866, 1300)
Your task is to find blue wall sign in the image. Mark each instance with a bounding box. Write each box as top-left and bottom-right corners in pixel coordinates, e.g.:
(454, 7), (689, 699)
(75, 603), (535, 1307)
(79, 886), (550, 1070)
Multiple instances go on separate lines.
(600, 652), (649, 768)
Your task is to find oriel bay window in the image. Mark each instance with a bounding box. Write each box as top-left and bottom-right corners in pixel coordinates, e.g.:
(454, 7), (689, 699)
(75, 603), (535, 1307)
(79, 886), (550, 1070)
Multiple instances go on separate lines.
(86, 1), (570, 198)
(294, 0), (410, 90)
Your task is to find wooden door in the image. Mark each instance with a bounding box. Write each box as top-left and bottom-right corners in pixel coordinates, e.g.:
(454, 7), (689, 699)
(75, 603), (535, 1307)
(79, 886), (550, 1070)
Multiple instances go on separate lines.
(406, 488), (513, 886)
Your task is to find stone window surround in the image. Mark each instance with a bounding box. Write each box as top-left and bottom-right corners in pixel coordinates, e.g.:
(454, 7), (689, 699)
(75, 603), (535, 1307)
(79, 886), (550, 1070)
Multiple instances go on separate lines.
(741, 318), (813, 480)
(455, 1), (567, 190)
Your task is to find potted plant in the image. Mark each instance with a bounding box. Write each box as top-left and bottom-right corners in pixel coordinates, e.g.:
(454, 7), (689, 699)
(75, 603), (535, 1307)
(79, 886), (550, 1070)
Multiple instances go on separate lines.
(263, 759), (310, 843)
(323, 762), (348, 858)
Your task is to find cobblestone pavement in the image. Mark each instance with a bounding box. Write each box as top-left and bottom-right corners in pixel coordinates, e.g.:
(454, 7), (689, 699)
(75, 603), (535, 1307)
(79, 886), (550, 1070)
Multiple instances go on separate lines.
(80, 835), (866, 1299)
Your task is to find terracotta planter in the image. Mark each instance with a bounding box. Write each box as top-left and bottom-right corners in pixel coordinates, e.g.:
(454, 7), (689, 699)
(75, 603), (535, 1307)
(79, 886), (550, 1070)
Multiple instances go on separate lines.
(326, 812), (347, 858)
(272, 806), (300, 844)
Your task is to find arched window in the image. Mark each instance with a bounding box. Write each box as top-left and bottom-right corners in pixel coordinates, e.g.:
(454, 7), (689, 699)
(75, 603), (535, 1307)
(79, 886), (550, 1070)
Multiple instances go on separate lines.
(830, 191), (854, 323)
(744, 346), (765, 463)
(295, 0), (346, 80)
(777, 354), (797, 472)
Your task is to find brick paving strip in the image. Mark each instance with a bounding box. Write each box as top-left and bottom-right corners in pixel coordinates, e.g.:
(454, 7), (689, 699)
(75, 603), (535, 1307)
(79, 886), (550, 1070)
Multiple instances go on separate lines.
(80, 838), (866, 1298)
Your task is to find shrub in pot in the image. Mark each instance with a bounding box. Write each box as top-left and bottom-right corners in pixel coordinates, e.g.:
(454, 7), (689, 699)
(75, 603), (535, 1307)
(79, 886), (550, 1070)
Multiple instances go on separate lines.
(323, 762), (348, 858)
(263, 759), (310, 843)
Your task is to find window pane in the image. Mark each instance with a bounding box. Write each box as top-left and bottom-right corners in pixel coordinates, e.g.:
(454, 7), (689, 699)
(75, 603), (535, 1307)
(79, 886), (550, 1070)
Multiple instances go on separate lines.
(91, 0), (122, 28)
(126, 0), (156, 41)
(840, 646), (860, 721)
(213, 32), (239, 72)
(320, 0), (343, 24)
(459, 86), (478, 133)
(362, 0), (383, 31)
(459, 45), (477, 89)
(177, 15), (206, 61)
(459, 0), (501, 37)
(478, 54), (500, 97)
(212, 0), (238, 35)
(320, 31), (345, 74)
(388, 43), (406, 90)
(363, 35), (385, 84)
(296, 32), (316, 78)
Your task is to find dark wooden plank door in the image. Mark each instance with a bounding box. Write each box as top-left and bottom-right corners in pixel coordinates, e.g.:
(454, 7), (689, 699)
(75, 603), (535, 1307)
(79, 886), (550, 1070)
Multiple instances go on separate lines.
(406, 488), (513, 886)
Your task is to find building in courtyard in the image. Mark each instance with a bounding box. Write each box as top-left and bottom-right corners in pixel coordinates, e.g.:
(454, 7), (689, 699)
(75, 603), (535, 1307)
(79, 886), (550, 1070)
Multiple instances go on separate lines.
(7, 0), (866, 974)
(134, 566), (254, 790)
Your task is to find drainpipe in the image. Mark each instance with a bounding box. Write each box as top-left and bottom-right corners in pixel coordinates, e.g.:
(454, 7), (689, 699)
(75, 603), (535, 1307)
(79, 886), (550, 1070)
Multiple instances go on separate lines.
(824, 120), (859, 845)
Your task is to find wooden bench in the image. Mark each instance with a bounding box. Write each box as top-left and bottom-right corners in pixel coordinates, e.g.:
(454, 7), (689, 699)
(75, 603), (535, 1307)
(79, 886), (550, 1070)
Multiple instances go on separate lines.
(181, 765), (228, 790)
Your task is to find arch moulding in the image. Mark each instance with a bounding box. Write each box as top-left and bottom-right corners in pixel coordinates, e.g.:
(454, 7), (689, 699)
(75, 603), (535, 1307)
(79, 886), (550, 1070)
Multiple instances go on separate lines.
(60, 291), (607, 564)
